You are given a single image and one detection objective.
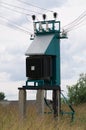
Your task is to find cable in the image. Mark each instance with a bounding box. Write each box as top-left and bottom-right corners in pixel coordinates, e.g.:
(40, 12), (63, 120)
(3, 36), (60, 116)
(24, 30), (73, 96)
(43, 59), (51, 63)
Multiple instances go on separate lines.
(1, 4), (32, 23)
(0, 21), (30, 35)
(18, 0), (54, 13)
(63, 11), (86, 32)
(65, 15), (86, 31)
(1, 1), (44, 15)
(1, 5), (38, 23)
(66, 20), (86, 32)
(65, 16), (86, 32)
(1, 4), (31, 16)
(0, 15), (33, 35)
(63, 11), (86, 29)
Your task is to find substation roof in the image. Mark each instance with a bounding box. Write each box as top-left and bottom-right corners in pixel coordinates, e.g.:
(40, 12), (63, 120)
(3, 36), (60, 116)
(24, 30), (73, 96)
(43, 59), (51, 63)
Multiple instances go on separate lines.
(25, 34), (54, 56)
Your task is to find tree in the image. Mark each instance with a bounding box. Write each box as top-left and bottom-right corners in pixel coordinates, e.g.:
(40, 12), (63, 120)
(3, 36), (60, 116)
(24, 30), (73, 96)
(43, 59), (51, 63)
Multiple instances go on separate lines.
(67, 73), (86, 104)
(0, 92), (5, 101)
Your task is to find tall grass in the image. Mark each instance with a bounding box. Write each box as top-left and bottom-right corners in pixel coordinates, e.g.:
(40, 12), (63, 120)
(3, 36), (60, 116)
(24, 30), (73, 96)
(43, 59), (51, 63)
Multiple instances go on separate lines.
(0, 102), (86, 130)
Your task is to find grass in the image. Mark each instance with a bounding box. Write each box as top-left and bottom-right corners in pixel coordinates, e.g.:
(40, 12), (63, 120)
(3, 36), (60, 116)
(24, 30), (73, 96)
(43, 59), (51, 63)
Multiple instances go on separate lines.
(0, 102), (86, 130)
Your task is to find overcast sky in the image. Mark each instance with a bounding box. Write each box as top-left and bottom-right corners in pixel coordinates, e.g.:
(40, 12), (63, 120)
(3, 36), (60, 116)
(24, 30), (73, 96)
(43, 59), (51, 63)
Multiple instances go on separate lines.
(0, 0), (86, 100)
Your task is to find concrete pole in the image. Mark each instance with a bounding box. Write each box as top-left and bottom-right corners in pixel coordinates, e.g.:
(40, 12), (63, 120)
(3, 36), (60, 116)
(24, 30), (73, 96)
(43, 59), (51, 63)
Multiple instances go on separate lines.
(52, 89), (60, 118)
(19, 88), (26, 119)
(36, 90), (44, 115)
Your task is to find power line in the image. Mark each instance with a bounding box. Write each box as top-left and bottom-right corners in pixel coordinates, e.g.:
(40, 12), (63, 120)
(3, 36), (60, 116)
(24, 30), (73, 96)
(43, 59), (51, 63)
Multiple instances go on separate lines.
(18, 0), (54, 13)
(1, 4), (32, 23)
(63, 11), (86, 32)
(65, 16), (86, 32)
(0, 4), (38, 28)
(0, 15), (33, 35)
(63, 11), (86, 28)
(1, 1), (43, 15)
(66, 21), (86, 32)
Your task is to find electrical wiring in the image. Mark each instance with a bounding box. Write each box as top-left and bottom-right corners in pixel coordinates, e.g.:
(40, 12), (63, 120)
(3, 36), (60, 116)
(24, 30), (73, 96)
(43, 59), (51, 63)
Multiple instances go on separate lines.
(65, 17), (86, 32)
(1, 4), (32, 23)
(65, 16), (86, 32)
(0, 15), (33, 35)
(18, 0), (54, 13)
(63, 11), (86, 28)
(1, 1), (86, 34)
(66, 21), (86, 32)
(0, 22), (30, 35)
(1, 4), (32, 16)
(63, 11), (86, 32)
(65, 16), (86, 31)
(1, 1), (44, 15)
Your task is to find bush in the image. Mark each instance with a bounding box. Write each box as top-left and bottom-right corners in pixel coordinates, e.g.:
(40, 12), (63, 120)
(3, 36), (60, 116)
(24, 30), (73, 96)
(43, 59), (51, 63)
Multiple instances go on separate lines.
(67, 73), (86, 104)
(0, 92), (5, 101)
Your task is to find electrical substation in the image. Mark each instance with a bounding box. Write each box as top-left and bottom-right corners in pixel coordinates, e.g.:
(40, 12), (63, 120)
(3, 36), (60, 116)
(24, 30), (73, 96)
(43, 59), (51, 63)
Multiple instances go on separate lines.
(18, 13), (75, 120)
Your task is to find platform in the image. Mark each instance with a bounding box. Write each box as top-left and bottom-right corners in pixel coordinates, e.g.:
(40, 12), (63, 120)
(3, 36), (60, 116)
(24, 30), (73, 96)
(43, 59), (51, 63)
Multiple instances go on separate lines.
(18, 85), (60, 90)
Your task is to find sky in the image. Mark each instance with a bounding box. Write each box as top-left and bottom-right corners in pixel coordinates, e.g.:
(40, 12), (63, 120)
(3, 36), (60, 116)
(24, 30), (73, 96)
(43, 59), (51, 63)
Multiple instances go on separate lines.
(0, 0), (86, 100)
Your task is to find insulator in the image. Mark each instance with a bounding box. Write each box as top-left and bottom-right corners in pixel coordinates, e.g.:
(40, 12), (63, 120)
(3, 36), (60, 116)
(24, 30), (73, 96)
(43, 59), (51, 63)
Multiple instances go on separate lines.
(46, 22), (49, 31)
(53, 12), (57, 19)
(43, 14), (46, 20)
(32, 15), (36, 21)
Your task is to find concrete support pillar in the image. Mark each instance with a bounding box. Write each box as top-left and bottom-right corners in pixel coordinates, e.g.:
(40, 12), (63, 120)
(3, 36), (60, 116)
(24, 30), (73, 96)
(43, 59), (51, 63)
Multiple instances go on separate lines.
(36, 90), (44, 115)
(19, 89), (26, 119)
(52, 89), (60, 118)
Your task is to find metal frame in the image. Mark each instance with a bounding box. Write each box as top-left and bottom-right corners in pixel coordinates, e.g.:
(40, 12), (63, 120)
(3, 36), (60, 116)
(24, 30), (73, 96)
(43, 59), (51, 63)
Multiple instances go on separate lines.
(34, 20), (61, 35)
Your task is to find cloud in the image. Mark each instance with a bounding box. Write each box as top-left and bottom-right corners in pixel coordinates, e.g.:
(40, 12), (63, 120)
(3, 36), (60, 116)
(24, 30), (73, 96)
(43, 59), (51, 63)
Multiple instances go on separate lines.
(0, 44), (26, 81)
(0, 25), (30, 81)
(0, 72), (11, 82)
(0, 81), (25, 100)
(68, 0), (86, 7)
(61, 27), (86, 80)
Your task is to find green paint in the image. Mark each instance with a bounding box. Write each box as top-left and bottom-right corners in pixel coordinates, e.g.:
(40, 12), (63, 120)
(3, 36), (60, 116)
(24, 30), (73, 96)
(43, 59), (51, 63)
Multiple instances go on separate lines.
(45, 34), (60, 86)
(25, 20), (66, 88)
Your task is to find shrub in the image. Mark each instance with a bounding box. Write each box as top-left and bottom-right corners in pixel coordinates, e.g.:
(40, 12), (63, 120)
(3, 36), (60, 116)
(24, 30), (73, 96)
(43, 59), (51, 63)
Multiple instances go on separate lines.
(67, 73), (86, 104)
(0, 92), (5, 101)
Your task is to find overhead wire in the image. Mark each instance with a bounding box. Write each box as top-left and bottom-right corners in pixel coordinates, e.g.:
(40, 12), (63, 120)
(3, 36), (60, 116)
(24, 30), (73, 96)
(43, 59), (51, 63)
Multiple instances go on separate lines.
(63, 11), (86, 28)
(0, 2), (34, 33)
(1, 1), (40, 21)
(65, 16), (86, 32)
(1, 1), (86, 34)
(1, 1), (44, 15)
(0, 15), (33, 35)
(1, 4), (32, 22)
(66, 21), (86, 32)
(63, 11), (86, 32)
(18, 0), (54, 13)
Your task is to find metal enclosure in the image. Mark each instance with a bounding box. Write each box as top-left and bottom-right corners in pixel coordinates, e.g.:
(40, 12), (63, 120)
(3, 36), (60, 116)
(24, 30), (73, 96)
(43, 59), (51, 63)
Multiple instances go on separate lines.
(26, 55), (52, 80)
(25, 20), (61, 87)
